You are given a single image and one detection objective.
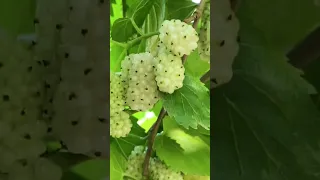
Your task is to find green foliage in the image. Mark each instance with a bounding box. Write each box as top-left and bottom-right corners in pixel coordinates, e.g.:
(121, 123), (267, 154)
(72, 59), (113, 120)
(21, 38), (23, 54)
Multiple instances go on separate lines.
(211, 2), (320, 179)
(155, 117), (210, 175)
(162, 75), (210, 129)
(110, 143), (127, 180)
(166, 0), (197, 20)
(237, 0), (320, 52)
(110, 0), (211, 179)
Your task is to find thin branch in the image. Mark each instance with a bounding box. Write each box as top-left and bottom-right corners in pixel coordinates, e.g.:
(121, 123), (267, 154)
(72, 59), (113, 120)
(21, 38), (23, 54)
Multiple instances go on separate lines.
(142, 108), (167, 178)
(142, 0), (207, 178)
(184, 0), (207, 24)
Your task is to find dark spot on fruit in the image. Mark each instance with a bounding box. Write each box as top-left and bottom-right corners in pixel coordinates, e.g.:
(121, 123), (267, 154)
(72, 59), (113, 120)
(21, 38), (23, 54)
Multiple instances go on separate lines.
(98, 118), (106, 123)
(59, 77), (63, 82)
(81, 29), (88, 36)
(42, 60), (50, 67)
(18, 159), (28, 166)
(27, 66), (32, 72)
(44, 82), (51, 89)
(0, 62), (3, 68)
(84, 68), (92, 75)
(49, 98), (53, 103)
(141, 99), (143, 101)
(94, 151), (101, 157)
(31, 41), (37, 46)
(34, 91), (41, 97)
(237, 36), (240, 42)
(20, 109), (26, 116)
(165, 70), (167, 72)
(56, 24), (63, 30)
(64, 53), (69, 58)
(71, 121), (78, 126)
(227, 14), (233, 21)
(69, 6), (73, 10)
(42, 109), (48, 115)
(37, 61), (42, 65)
(68, 92), (77, 100)
(219, 40), (225, 47)
(136, 83), (139, 85)
(211, 78), (217, 84)
(33, 18), (39, 24)
(2, 95), (9, 101)
(135, 70), (138, 73)
(47, 127), (52, 133)
(23, 133), (31, 140)
(145, 88), (148, 90)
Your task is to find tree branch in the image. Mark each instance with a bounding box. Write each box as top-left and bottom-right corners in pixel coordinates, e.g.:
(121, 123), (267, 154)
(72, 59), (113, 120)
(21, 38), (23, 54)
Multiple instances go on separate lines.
(142, 0), (208, 178)
(184, 0), (207, 25)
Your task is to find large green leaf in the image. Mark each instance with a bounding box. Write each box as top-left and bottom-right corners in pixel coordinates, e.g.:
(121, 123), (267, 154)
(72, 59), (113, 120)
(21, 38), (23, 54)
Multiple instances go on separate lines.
(110, 142), (127, 180)
(154, 117), (210, 175)
(237, 0), (320, 52)
(112, 0), (165, 42)
(212, 26), (320, 179)
(111, 18), (136, 42)
(166, 0), (197, 20)
(162, 75), (210, 129)
(184, 51), (210, 79)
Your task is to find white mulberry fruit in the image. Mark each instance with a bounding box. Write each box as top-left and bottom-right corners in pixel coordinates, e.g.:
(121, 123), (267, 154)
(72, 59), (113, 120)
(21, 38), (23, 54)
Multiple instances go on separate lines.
(110, 72), (125, 116)
(211, 0), (240, 87)
(154, 52), (185, 94)
(198, 1), (210, 62)
(110, 111), (132, 138)
(149, 158), (183, 180)
(159, 20), (198, 57)
(125, 52), (160, 111)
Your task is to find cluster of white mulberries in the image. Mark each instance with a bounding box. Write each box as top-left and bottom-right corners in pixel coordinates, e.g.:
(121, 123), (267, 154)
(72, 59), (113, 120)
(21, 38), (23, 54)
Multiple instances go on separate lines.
(110, 72), (132, 138)
(124, 146), (146, 180)
(211, 0), (240, 87)
(124, 146), (184, 180)
(144, 19), (198, 94)
(198, 1), (210, 62)
(149, 158), (183, 180)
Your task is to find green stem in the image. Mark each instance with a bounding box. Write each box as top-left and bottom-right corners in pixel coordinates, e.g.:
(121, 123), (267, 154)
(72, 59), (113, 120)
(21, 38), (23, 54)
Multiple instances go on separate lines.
(127, 31), (159, 48)
(111, 39), (127, 48)
(131, 18), (144, 36)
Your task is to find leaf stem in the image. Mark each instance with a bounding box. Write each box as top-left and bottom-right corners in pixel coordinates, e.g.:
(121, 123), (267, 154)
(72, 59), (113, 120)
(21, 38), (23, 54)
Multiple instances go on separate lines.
(131, 18), (144, 36)
(127, 31), (159, 49)
(111, 39), (127, 48)
(142, 0), (208, 178)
